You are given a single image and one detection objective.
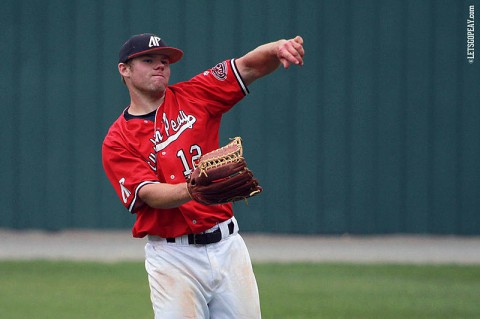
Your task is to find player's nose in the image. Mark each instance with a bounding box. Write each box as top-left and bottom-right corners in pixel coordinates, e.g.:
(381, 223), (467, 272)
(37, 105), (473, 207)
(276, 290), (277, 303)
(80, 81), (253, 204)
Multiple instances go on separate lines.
(153, 62), (165, 70)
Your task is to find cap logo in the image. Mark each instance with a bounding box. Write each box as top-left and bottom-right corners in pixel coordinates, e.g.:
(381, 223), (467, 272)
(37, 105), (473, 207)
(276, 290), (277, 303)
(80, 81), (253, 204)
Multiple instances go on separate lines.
(149, 36), (162, 47)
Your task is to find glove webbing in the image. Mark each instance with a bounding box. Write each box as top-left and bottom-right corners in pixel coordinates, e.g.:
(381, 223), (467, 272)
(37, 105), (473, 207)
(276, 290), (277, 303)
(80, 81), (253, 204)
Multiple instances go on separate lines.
(198, 137), (243, 177)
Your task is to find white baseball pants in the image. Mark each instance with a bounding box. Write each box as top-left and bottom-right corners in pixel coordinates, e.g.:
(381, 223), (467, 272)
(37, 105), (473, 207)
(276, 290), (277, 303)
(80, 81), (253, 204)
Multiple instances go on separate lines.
(144, 218), (261, 318)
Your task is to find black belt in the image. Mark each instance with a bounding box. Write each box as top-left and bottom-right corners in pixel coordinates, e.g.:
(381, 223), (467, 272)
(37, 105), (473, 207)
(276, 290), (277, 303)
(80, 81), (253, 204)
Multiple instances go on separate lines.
(167, 221), (235, 245)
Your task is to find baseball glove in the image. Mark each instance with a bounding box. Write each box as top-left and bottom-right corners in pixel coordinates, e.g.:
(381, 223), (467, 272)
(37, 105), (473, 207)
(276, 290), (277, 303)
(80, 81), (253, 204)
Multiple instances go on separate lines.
(187, 137), (262, 205)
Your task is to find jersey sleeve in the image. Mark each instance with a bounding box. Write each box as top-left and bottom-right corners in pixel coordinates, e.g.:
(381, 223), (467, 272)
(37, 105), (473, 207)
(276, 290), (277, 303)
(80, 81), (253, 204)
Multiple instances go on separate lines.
(102, 135), (159, 213)
(180, 59), (249, 115)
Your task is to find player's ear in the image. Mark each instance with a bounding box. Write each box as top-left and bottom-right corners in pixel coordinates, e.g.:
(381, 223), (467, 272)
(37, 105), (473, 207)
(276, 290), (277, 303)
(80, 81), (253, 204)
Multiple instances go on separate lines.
(118, 62), (130, 77)
(118, 62), (132, 85)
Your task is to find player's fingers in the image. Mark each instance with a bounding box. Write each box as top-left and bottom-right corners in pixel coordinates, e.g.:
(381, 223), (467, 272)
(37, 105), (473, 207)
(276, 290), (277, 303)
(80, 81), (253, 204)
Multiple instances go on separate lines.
(283, 41), (304, 66)
(294, 40), (305, 57)
(293, 35), (304, 45)
(276, 37), (304, 68)
(290, 37), (305, 60)
(290, 45), (305, 65)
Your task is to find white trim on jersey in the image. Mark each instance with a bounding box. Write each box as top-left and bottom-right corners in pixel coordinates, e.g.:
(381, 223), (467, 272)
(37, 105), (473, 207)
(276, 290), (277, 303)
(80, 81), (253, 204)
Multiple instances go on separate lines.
(129, 181), (160, 213)
(230, 59), (249, 96)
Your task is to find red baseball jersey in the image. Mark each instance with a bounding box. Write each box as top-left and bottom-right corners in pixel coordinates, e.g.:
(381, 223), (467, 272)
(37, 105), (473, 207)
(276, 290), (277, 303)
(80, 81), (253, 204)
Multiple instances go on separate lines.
(102, 59), (248, 238)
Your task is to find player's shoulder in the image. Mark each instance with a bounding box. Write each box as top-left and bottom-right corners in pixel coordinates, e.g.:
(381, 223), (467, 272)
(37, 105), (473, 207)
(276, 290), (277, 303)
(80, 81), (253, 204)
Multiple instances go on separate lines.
(171, 59), (235, 85)
(169, 60), (236, 94)
(104, 110), (127, 136)
(103, 115), (125, 149)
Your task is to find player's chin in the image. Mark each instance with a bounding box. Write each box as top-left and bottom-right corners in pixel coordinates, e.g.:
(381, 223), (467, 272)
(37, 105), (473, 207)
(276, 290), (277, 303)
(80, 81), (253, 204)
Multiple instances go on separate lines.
(148, 81), (167, 91)
(151, 78), (168, 88)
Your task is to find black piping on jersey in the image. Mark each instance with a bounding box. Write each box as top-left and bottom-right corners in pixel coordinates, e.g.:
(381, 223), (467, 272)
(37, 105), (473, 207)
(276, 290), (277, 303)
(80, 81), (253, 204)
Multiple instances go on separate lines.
(123, 108), (157, 121)
(129, 181), (160, 213)
(230, 59), (249, 96)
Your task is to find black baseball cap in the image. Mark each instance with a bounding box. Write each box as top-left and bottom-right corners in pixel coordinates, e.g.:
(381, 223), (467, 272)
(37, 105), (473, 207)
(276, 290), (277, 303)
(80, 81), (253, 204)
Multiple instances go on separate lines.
(118, 33), (183, 64)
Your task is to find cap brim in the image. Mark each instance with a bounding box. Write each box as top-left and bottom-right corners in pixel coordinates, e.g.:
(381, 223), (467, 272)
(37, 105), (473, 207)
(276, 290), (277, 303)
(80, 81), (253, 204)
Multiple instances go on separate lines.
(128, 47), (184, 64)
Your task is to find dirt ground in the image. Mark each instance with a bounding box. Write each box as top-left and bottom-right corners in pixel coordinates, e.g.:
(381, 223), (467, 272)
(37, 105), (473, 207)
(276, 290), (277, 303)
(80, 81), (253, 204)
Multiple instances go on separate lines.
(2, 229), (480, 264)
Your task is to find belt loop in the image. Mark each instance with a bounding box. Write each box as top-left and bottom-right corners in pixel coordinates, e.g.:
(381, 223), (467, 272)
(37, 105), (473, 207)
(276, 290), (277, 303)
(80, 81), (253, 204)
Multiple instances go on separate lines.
(182, 235), (190, 245)
(231, 216), (239, 234)
(219, 217), (233, 239)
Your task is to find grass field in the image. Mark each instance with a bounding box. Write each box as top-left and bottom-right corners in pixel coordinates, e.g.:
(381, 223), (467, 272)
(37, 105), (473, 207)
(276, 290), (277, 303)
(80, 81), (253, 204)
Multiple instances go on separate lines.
(0, 261), (479, 319)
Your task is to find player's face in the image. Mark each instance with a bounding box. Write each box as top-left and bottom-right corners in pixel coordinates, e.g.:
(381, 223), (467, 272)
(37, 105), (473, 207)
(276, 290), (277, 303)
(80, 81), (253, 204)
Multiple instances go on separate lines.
(127, 54), (171, 94)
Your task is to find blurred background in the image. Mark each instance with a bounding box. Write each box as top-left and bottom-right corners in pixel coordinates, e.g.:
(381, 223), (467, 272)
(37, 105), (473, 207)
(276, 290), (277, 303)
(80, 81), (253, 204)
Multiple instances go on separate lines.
(1, 0), (479, 236)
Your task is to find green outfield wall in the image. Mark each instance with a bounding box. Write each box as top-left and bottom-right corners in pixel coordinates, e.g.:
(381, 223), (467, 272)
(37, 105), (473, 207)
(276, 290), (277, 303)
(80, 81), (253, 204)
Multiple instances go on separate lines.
(1, 0), (479, 234)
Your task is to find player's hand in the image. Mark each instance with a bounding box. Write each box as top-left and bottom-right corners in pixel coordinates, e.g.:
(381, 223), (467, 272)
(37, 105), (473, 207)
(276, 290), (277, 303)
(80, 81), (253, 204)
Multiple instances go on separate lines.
(277, 36), (305, 69)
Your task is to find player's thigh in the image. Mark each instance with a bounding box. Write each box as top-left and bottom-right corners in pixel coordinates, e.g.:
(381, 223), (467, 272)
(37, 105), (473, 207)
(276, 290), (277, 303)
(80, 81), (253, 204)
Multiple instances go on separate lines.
(144, 242), (210, 319)
(209, 235), (261, 319)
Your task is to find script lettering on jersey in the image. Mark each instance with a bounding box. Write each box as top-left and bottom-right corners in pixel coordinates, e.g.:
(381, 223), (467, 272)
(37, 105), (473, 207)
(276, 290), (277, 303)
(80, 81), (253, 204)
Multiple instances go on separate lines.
(147, 131), (162, 171)
(154, 110), (197, 152)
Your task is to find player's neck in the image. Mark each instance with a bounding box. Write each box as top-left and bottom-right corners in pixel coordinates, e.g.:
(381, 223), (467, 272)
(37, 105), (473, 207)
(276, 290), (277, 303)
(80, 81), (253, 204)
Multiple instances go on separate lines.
(128, 91), (165, 115)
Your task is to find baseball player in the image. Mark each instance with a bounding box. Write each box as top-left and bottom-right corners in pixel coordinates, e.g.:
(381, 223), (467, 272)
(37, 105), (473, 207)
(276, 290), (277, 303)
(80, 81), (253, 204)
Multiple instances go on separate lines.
(102, 33), (304, 318)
